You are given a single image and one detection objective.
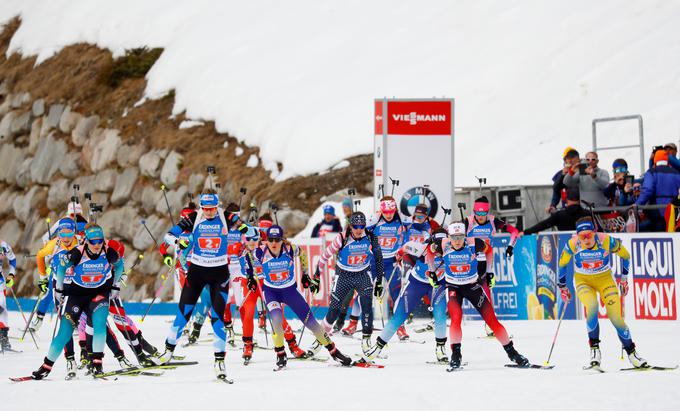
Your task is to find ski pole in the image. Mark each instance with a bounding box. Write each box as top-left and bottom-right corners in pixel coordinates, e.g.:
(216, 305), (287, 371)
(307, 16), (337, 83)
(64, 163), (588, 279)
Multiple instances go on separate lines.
(206, 166), (216, 190)
(8, 286), (39, 349)
(545, 299), (569, 366)
(298, 288), (315, 344)
(140, 219), (159, 247)
(140, 264), (174, 322)
(20, 291), (45, 342)
(45, 218), (52, 241)
(160, 185), (176, 226)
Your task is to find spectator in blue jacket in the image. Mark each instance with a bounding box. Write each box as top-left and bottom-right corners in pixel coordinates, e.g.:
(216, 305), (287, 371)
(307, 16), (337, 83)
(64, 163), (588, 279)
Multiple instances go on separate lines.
(311, 204), (343, 237)
(647, 143), (680, 172)
(637, 150), (680, 231)
(604, 159), (637, 206)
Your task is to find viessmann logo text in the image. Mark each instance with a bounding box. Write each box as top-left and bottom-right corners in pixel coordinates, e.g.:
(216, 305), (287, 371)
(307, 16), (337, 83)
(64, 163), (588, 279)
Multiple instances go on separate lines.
(632, 238), (676, 320)
(392, 112), (447, 125)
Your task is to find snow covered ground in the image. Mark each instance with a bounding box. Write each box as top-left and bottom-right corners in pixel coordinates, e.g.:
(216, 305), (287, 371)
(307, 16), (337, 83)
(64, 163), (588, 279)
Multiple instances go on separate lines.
(1, 1), (679, 182)
(2, 311), (679, 411)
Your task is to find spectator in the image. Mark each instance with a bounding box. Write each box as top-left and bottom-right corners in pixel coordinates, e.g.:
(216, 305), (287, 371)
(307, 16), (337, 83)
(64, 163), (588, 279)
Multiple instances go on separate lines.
(523, 188), (589, 234)
(547, 147), (580, 213)
(647, 143), (680, 172)
(341, 197), (353, 226)
(564, 151), (610, 207)
(637, 150), (680, 231)
(311, 204), (342, 237)
(603, 158), (637, 206)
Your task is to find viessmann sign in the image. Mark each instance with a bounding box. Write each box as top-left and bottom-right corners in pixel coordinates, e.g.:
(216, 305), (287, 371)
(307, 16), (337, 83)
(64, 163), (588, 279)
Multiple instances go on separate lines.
(374, 99), (455, 220)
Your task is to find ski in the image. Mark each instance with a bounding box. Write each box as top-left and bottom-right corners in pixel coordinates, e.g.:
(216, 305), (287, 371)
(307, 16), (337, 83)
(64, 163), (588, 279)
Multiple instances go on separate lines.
(446, 366), (465, 372)
(400, 338), (426, 345)
(273, 366), (287, 372)
(414, 324), (434, 334)
(216, 375), (234, 384)
(505, 364), (555, 370)
(583, 364), (605, 373)
(620, 365), (678, 372)
(9, 376), (35, 382)
(351, 358), (385, 368)
(65, 372), (77, 380)
(1, 348), (23, 353)
(428, 361), (467, 366)
(290, 356), (328, 362)
(477, 334), (513, 340)
(181, 338), (212, 348)
(353, 353), (388, 360)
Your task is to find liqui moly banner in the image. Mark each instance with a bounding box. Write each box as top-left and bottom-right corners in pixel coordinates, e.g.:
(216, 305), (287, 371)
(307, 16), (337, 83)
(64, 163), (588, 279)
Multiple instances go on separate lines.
(374, 99), (454, 221)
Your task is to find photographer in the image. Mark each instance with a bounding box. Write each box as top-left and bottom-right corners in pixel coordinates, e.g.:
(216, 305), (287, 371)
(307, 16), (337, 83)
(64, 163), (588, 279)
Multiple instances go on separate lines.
(563, 151), (610, 207)
(647, 143), (680, 172)
(604, 159), (637, 207)
(547, 147), (580, 213)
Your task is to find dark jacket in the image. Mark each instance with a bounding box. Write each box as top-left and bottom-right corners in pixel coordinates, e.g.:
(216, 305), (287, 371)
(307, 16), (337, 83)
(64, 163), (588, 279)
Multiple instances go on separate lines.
(604, 182), (636, 206)
(550, 169), (566, 208)
(311, 218), (342, 238)
(523, 205), (590, 234)
(636, 165), (680, 206)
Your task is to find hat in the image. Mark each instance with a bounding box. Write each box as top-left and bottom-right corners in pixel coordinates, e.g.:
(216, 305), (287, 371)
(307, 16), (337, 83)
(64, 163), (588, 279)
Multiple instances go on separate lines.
(322, 205), (336, 216)
(562, 147), (579, 160)
(447, 222), (466, 236)
(576, 219), (595, 233)
(342, 198), (352, 208)
(654, 149), (669, 166)
(612, 158), (628, 170)
(664, 143), (677, 151)
(84, 226), (104, 241)
(245, 226), (259, 241)
(473, 196), (490, 213)
(267, 225), (284, 240)
(379, 198), (397, 213)
(199, 193), (219, 208)
(57, 218), (76, 232)
(67, 202), (83, 215)
(350, 212), (366, 227)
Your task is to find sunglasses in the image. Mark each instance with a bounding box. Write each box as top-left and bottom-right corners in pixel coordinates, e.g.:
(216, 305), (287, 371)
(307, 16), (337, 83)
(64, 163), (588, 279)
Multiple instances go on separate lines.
(88, 238), (104, 245)
(474, 211), (488, 216)
(577, 232), (594, 240)
(413, 214), (426, 220)
(59, 231), (75, 238)
(268, 238), (282, 243)
(202, 207), (218, 212)
(613, 167), (628, 174)
(586, 158), (598, 162)
(449, 235), (465, 241)
(351, 225), (365, 230)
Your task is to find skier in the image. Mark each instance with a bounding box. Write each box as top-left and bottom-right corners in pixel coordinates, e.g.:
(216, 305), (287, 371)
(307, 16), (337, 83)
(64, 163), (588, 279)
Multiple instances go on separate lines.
(244, 225), (352, 369)
(439, 222), (529, 370)
(41, 202), (88, 244)
(365, 228), (449, 362)
(558, 217), (647, 369)
(0, 240), (17, 351)
(464, 196), (518, 336)
(31, 224), (124, 379)
(237, 226), (307, 363)
(312, 211), (384, 354)
(343, 197), (404, 339)
(158, 190), (247, 381)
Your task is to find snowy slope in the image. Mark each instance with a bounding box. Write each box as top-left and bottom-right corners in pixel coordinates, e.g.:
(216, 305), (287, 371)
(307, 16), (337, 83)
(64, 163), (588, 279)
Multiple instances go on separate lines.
(2, 312), (679, 411)
(1, 1), (679, 182)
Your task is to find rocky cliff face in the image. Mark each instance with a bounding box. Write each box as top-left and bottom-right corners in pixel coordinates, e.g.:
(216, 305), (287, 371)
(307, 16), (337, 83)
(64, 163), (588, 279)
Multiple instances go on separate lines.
(0, 17), (371, 300)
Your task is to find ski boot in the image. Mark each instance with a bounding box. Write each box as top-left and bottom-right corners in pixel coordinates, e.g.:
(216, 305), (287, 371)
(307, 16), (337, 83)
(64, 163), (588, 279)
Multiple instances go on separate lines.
(30, 315), (44, 332)
(332, 311), (347, 333)
(364, 337), (387, 361)
(406, 312), (415, 325)
(396, 325), (410, 341)
(625, 343), (647, 368)
(503, 341), (529, 367)
(361, 334), (372, 355)
(274, 346), (287, 371)
(78, 349), (90, 370)
(89, 355), (104, 377)
(449, 343), (462, 369)
(65, 355), (77, 380)
(435, 339), (448, 363)
(307, 339), (322, 357)
(116, 353), (134, 368)
(326, 342), (352, 366)
(138, 331), (159, 357)
(188, 322), (203, 344)
(136, 351), (158, 367)
(287, 338), (308, 359)
(341, 317), (358, 336)
(242, 337), (254, 364)
(225, 322), (236, 347)
(214, 353), (228, 379)
(32, 358), (54, 380)
(589, 339), (601, 367)
(0, 328), (11, 351)
(158, 342), (176, 364)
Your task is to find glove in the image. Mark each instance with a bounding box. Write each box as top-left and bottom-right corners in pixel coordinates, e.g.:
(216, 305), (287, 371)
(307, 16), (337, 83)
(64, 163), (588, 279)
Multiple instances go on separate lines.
(426, 271), (438, 287)
(487, 272), (496, 288)
(55, 288), (65, 306)
(374, 280), (384, 299)
(247, 275), (258, 292)
(619, 277), (629, 296)
(110, 285), (120, 300)
(558, 284), (571, 302)
(301, 273), (311, 289)
(505, 245), (514, 258)
(177, 239), (189, 250)
(38, 278), (49, 294)
(309, 275), (320, 294)
(163, 254), (174, 267)
(5, 274), (14, 288)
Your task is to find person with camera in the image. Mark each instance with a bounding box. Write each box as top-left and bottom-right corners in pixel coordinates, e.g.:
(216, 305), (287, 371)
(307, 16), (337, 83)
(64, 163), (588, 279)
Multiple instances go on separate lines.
(563, 151), (610, 207)
(648, 143), (680, 172)
(603, 159), (637, 207)
(547, 147), (581, 213)
(637, 149), (680, 231)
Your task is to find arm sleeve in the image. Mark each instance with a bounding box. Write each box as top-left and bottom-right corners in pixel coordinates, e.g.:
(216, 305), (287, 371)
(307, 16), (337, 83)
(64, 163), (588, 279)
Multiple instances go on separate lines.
(370, 232), (385, 281)
(56, 249), (79, 289)
(550, 172), (564, 207)
(4, 243), (16, 276)
(608, 236), (630, 275)
(318, 233), (344, 268)
(557, 241), (574, 286)
(36, 240), (57, 279)
(670, 155), (680, 173)
(594, 169), (610, 189)
(636, 172), (655, 205)
(495, 218), (519, 246)
(167, 214), (196, 240)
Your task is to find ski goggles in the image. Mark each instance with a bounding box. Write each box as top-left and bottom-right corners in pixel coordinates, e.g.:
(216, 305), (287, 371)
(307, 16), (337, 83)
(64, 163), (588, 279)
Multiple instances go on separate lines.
(58, 230), (75, 239)
(577, 231), (594, 241)
(613, 167), (628, 174)
(413, 213), (427, 221)
(473, 210), (488, 216)
(87, 238), (104, 245)
(449, 234), (465, 241)
(201, 206), (218, 212)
